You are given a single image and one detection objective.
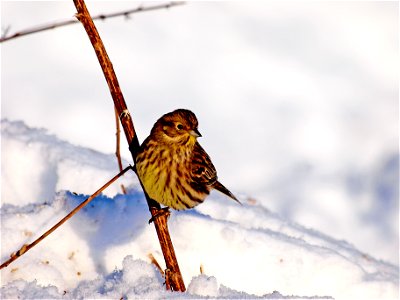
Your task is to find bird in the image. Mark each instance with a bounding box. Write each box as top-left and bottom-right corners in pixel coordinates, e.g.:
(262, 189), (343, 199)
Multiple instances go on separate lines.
(135, 109), (240, 210)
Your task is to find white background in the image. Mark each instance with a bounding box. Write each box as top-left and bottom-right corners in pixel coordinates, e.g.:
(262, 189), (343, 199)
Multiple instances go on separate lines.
(1, 1), (398, 264)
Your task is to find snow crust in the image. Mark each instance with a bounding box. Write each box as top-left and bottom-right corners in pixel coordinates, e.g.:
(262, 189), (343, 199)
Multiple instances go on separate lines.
(1, 120), (398, 299)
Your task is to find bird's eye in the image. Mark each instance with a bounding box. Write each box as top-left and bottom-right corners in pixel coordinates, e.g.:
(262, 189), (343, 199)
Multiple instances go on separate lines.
(176, 124), (184, 130)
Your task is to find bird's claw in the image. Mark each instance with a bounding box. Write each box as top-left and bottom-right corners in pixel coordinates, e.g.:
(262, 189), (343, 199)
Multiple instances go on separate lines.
(148, 207), (171, 224)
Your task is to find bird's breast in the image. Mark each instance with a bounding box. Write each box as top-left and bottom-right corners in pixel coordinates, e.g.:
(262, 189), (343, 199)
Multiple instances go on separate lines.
(136, 143), (208, 210)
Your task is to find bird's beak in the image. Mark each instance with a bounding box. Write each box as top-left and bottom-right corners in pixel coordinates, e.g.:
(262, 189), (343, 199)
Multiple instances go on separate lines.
(189, 128), (202, 138)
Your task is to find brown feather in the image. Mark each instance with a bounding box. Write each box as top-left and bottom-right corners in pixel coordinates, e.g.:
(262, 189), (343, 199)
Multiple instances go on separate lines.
(136, 108), (240, 210)
(212, 181), (241, 204)
(191, 142), (217, 185)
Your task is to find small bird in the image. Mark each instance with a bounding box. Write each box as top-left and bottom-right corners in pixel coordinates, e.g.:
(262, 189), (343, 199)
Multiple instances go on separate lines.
(135, 109), (240, 210)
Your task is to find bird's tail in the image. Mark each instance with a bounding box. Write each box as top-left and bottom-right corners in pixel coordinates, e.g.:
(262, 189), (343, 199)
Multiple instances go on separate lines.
(212, 181), (241, 205)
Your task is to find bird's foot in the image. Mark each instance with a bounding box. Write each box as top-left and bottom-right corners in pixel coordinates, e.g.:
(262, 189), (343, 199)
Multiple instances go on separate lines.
(148, 207), (171, 224)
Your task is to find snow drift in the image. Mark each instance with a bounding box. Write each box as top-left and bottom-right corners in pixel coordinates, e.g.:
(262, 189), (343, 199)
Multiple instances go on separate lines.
(1, 119), (398, 299)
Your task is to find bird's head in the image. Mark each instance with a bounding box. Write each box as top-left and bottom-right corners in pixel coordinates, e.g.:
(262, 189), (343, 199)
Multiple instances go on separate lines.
(152, 109), (202, 144)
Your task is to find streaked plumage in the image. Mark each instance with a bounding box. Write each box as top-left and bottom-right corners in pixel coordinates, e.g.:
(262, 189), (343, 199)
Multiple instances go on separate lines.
(135, 109), (239, 210)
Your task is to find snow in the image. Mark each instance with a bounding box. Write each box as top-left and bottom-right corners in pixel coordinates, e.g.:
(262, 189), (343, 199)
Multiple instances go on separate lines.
(187, 275), (218, 297)
(2, 2), (398, 267)
(1, 119), (398, 299)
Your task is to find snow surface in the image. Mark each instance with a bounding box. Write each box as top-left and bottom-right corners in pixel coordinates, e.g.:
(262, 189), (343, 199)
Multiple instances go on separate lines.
(1, 119), (398, 299)
(2, 2), (398, 266)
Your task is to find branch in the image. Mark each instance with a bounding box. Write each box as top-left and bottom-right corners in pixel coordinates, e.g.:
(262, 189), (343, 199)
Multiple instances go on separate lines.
(115, 107), (127, 194)
(73, 0), (186, 292)
(0, 165), (133, 270)
(1, 2), (185, 43)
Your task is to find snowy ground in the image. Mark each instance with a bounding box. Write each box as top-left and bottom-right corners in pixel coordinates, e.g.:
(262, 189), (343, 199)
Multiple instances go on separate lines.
(2, 2), (398, 267)
(1, 120), (398, 299)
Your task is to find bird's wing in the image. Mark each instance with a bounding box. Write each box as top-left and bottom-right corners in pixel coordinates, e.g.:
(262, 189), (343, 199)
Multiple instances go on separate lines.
(191, 142), (218, 186)
(191, 142), (241, 204)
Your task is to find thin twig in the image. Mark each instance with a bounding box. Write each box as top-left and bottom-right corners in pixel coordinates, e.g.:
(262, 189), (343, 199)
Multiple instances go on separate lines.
(0, 2), (185, 43)
(115, 107), (127, 194)
(0, 165), (133, 270)
(73, 0), (186, 291)
(148, 253), (165, 276)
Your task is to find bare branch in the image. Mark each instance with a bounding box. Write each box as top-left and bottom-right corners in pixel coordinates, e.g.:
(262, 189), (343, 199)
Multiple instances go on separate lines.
(115, 107), (127, 194)
(148, 253), (165, 276)
(1, 2), (185, 43)
(73, 0), (186, 292)
(200, 264), (204, 274)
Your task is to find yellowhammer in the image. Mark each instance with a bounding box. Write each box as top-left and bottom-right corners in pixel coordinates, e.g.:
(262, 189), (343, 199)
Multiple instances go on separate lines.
(135, 109), (240, 210)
